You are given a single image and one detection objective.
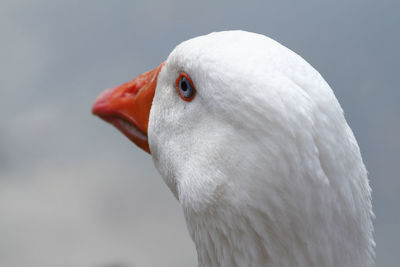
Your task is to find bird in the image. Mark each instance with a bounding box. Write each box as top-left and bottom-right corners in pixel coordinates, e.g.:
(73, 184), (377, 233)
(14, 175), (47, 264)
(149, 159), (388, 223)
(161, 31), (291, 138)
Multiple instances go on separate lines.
(92, 31), (374, 267)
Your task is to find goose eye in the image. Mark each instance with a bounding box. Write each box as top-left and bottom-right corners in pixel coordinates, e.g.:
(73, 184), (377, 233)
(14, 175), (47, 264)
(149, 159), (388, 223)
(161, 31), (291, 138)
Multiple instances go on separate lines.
(176, 72), (196, 101)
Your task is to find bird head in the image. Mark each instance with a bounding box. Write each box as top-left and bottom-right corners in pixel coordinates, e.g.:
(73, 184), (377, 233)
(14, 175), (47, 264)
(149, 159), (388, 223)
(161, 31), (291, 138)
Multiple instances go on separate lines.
(92, 31), (374, 266)
(93, 31), (326, 211)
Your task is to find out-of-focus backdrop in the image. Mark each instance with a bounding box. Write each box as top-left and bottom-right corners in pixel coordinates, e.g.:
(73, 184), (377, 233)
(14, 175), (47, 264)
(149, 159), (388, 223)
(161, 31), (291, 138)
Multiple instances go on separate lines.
(0, 1), (398, 266)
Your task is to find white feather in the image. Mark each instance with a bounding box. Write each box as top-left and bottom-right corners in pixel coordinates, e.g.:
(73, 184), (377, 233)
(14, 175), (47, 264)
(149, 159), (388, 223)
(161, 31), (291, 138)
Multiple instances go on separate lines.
(148, 31), (374, 267)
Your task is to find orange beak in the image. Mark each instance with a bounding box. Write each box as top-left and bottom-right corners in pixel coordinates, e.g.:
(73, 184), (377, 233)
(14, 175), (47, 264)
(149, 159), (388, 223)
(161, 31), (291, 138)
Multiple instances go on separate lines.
(92, 63), (165, 154)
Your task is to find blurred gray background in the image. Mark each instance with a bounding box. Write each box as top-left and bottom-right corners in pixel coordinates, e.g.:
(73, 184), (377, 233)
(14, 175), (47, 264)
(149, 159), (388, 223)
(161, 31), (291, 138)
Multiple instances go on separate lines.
(0, 1), (399, 266)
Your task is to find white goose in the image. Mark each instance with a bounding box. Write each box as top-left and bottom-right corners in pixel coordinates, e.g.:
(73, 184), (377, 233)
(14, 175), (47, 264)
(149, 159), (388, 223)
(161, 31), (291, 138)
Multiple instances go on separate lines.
(92, 31), (374, 267)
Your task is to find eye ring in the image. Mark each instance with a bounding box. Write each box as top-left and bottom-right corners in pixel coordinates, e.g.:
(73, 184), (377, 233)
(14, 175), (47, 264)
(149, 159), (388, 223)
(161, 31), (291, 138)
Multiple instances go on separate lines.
(176, 72), (196, 102)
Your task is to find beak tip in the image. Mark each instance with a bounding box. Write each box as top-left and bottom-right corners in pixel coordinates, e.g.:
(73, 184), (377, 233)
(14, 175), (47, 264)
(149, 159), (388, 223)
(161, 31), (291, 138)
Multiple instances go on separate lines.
(92, 101), (104, 116)
(92, 86), (118, 116)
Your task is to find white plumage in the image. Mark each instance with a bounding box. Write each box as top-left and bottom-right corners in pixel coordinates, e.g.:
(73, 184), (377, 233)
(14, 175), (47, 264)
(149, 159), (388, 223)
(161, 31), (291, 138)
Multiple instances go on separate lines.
(93, 30), (374, 267)
(149, 31), (374, 267)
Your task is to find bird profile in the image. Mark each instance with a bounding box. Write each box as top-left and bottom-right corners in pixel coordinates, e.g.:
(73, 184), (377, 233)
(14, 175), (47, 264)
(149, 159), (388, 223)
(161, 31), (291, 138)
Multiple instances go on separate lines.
(92, 31), (374, 267)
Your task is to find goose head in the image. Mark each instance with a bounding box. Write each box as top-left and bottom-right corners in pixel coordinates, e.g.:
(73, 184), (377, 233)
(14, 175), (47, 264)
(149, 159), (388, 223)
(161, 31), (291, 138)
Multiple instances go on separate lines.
(93, 31), (374, 267)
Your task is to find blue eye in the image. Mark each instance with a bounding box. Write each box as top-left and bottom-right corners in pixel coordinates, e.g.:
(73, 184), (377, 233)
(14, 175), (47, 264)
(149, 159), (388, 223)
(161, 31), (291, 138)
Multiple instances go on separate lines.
(176, 72), (196, 101)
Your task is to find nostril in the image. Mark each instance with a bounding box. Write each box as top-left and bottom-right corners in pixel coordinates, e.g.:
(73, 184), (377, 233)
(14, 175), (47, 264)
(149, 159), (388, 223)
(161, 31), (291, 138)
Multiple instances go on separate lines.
(121, 83), (144, 97)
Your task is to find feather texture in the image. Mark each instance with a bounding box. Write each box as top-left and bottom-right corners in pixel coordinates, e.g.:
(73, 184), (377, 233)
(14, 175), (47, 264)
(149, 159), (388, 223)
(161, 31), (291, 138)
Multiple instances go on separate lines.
(148, 31), (374, 267)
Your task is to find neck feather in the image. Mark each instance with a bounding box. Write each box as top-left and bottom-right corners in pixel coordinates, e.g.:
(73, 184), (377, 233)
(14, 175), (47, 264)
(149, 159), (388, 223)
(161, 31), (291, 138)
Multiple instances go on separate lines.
(183, 194), (373, 267)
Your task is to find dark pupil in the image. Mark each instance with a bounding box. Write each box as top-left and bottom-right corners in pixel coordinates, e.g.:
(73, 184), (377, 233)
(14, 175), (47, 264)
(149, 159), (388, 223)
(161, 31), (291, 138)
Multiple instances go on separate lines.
(181, 79), (188, 91)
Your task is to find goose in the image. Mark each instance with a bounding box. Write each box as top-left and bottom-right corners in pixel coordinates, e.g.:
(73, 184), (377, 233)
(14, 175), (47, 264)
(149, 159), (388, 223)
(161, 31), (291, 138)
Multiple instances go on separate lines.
(92, 31), (374, 267)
